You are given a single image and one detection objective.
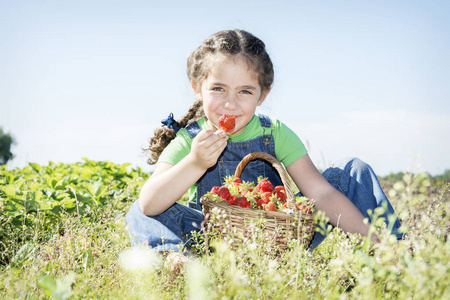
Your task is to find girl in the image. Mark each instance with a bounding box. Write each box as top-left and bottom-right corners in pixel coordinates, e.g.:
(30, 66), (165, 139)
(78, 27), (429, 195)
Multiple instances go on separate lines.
(126, 29), (402, 253)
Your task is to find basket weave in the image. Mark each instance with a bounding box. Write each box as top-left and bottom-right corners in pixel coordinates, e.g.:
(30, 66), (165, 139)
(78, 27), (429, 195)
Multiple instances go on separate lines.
(200, 152), (316, 252)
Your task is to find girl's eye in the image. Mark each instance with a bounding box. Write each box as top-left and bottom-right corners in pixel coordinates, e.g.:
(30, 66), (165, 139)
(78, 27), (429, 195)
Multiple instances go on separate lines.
(212, 87), (224, 92)
(240, 90), (253, 95)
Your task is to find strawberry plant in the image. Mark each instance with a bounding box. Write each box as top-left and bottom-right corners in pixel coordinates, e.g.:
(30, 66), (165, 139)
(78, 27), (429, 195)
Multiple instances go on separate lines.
(0, 159), (149, 265)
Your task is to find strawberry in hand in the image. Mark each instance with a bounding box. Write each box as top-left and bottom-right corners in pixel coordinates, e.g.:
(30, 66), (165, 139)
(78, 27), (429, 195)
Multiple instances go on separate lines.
(218, 114), (235, 132)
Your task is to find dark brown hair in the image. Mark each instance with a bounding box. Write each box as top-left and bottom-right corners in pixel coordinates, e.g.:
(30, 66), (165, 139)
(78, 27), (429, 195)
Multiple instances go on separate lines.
(145, 29), (274, 165)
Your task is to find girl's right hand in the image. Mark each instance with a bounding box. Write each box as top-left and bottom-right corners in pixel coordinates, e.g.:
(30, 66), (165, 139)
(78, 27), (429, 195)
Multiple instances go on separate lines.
(139, 129), (228, 216)
(189, 129), (228, 170)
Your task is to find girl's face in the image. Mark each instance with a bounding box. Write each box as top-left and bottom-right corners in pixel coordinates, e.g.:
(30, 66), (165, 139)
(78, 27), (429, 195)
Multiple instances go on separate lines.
(192, 55), (269, 135)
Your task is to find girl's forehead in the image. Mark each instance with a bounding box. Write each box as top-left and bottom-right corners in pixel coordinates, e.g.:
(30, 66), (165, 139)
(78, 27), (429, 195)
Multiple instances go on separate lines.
(204, 54), (259, 81)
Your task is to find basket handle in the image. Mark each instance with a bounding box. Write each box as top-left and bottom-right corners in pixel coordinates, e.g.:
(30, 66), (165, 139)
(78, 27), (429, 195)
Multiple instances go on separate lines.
(234, 152), (296, 210)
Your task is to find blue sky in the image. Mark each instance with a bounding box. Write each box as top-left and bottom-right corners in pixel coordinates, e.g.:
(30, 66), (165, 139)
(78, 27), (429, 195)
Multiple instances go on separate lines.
(1, 0), (449, 176)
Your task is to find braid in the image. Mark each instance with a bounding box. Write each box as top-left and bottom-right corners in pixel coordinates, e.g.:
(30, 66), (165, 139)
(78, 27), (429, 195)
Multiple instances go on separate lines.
(145, 101), (204, 165)
(177, 100), (204, 128)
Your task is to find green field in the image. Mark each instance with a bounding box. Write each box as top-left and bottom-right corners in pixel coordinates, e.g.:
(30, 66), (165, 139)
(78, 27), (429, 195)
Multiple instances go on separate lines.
(1, 160), (449, 299)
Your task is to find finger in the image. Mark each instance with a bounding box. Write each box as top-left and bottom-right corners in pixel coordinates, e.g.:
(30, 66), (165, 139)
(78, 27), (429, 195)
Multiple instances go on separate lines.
(206, 135), (228, 156)
(208, 132), (228, 150)
(195, 129), (214, 143)
(200, 129), (227, 140)
(197, 131), (227, 149)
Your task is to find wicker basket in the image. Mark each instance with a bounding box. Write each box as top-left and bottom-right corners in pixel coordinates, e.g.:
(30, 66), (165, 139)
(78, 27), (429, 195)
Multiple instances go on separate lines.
(200, 152), (316, 252)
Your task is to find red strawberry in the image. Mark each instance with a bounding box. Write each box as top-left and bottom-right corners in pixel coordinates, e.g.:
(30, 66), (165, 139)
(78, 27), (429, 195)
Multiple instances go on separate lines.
(228, 195), (236, 205)
(274, 185), (286, 194)
(210, 186), (220, 194)
(255, 179), (273, 194)
(296, 204), (312, 214)
(218, 114), (235, 132)
(233, 196), (251, 208)
(260, 192), (272, 205)
(241, 189), (253, 197)
(255, 197), (265, 209)
(265, 201), (277, 212)
(217, 186), (231, 201)
(233, 177), (241, 185)
(275, 191), (287, 203)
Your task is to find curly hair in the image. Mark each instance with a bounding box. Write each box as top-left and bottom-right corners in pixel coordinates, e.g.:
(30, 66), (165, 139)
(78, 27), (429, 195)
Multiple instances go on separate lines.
(145, 29), (274, 165)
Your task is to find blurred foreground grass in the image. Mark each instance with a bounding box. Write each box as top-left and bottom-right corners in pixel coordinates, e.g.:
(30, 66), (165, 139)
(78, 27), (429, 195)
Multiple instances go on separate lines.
(0, 161), (449, 299)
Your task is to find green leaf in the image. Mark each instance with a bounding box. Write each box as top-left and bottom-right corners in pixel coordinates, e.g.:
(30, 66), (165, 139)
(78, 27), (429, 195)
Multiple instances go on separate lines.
(29, 162), (42, 173)
(54, 272), (75, 300)
(30, 190), (43, 203)
(1, 185), (17, 197)
(59, 197), (76, 209)
(11, 242), (36, 268)
(38, 274), (56, 298)
(39, 201), (54, 211)
(81, 182), (97, 196)
(95, 184), (108, 197)
(24, 198), (40, 213)
(38, 272), (75, 300)
(82, 249), (94, 270)
(27, 181), (40, 191)
(5, 172), (16, 184)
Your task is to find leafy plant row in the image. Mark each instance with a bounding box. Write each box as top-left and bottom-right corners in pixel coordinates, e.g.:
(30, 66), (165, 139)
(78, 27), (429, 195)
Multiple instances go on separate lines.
(0, 159), (149, 265)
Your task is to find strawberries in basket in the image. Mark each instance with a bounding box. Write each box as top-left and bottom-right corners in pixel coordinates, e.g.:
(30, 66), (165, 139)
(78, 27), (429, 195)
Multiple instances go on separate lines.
(204, 175), (315, 214)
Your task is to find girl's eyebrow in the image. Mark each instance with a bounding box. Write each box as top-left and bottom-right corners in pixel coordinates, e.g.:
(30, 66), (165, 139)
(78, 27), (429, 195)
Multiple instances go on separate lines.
(211, 82), (257, 90)
(240, 85), (257, 90)
(211, 82), (227, 87)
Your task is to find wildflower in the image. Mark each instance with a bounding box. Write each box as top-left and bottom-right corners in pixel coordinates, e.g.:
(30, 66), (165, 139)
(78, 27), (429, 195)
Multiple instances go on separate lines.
(118, 246), (162, 272)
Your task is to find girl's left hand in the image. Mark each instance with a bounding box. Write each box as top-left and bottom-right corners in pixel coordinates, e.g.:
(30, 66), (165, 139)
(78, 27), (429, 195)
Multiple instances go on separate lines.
(287, 154), (377, 241)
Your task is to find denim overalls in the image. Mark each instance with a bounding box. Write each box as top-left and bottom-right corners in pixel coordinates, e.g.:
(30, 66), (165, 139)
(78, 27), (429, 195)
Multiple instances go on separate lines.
(126, 115), (403, 253)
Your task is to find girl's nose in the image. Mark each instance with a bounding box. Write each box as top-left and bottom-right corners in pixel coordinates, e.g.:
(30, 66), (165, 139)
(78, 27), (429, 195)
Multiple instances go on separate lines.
(224, 94), (238, 110)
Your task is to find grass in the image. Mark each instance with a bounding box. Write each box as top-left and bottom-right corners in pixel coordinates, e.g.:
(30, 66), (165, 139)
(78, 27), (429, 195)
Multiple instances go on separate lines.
(0, 162), (449, 299)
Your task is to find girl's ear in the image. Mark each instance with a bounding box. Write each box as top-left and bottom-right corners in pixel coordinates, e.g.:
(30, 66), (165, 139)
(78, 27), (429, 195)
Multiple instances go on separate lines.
(257, 88), (271, 106)
(191, 81), (203, 101)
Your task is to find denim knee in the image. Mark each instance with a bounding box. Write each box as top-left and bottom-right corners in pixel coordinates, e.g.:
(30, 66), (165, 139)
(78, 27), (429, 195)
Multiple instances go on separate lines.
(315, 157), (403, 248)
(332, 157), (368, 172)
(347, 157), (373, 176)
(330, 157), (376, 183)
(125, 199), (205, 252)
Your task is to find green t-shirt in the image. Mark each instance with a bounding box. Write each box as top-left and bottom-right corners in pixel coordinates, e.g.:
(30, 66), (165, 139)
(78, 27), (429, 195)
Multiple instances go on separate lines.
(158, 115), (307, 202)
(159, 115), (307, 167)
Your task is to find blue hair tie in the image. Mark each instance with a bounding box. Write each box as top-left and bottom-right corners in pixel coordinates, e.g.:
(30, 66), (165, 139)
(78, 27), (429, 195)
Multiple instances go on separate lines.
(161, 112), (181, 132)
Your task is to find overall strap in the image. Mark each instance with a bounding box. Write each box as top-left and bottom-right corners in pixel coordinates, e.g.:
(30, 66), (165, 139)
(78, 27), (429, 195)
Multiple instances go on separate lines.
(258, 114), (272, 128)
(185, 121), (202, 139)
(258, 114), (274, 145)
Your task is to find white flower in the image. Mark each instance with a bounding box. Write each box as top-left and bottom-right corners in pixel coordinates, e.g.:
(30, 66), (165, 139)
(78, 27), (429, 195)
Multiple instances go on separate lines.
(186, 260), (213, 300)
(268, 259), (279, 272)
(118, 247), (162, 272)
(248, 242), (258, 251)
